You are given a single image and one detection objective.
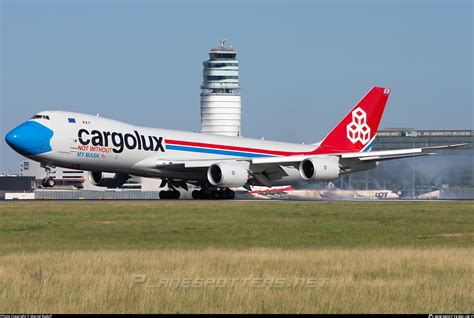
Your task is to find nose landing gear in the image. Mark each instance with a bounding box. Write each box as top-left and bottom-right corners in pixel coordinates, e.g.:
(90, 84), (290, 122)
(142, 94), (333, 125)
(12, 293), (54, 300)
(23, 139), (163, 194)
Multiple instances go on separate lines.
(41, 177), (56, 188)
(40, 163), (56, 188)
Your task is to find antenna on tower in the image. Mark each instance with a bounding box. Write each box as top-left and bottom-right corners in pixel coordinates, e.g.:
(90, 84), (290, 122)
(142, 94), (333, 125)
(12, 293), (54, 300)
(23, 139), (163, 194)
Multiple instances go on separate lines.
(219, 39), (228, 49)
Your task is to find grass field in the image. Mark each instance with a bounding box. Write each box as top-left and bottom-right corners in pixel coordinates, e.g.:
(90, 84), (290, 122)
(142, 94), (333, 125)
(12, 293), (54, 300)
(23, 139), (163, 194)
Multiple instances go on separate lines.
(0, 201), (473, 313)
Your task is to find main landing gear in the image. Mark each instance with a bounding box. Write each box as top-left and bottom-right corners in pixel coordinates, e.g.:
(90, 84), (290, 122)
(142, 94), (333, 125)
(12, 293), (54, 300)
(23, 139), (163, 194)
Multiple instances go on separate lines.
(159, 190), (181, 200)
(158, 178), (183, 200)
(157, 178), (235, 200)
(40, 163), (56, 188)
(192, 188), (235, 200)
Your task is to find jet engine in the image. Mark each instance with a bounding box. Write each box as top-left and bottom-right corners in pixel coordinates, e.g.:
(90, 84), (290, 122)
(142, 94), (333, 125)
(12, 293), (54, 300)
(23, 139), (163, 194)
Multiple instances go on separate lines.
(299, 157), (340, 181)
(207, 163), (249, 188)
(87, 171), (130, 188)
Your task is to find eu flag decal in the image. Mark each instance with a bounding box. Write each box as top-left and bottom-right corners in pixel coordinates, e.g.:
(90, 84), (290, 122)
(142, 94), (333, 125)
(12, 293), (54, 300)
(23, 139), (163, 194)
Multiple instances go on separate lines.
(68, 118), (76, 123)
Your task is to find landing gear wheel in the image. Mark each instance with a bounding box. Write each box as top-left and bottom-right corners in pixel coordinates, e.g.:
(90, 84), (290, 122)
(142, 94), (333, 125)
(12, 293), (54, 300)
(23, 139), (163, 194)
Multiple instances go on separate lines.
(47, 178), (55, 188)
(159, 190), (180, 200)
(173, 191), (181, 200)
(192, 189), (235, 200)
(42, 177), (55, 188)
(227, 190), (235, 200)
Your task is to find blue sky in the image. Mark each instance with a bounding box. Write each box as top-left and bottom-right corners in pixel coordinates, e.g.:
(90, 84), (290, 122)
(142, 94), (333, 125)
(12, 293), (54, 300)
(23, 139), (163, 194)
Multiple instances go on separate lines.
(1, 0), (472, 173)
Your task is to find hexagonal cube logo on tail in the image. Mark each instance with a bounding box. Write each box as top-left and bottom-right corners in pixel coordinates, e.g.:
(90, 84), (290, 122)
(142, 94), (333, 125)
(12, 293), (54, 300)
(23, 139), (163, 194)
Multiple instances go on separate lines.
(346, 107), (371, 145)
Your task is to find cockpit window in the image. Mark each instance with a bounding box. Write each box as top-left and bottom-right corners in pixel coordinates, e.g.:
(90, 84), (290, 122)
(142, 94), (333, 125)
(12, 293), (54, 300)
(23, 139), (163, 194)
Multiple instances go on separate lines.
(31, 114), (50, 120)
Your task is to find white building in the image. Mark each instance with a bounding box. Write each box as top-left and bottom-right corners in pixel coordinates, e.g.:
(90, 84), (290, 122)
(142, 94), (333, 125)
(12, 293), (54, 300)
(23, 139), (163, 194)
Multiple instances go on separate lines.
(200, 40), (242, 137)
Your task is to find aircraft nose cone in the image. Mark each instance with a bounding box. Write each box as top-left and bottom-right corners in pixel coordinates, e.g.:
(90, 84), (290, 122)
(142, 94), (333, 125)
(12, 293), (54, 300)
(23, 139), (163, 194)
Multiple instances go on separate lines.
(5, 121), (54, 156)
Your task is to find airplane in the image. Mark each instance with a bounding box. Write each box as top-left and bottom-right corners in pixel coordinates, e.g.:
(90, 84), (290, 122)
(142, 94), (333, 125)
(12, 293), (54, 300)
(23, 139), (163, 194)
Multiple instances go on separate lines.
(247, 184), (400, 200)
(4, 87), (466, 199)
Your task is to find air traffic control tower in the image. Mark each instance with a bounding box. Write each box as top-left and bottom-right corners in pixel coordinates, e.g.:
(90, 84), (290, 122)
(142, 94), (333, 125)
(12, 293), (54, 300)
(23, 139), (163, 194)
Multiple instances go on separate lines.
(200, 40), (241, 137)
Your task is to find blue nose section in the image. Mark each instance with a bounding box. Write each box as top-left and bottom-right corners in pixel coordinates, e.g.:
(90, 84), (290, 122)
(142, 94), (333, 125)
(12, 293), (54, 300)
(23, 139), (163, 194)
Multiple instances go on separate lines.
(5, 121), (54, 156)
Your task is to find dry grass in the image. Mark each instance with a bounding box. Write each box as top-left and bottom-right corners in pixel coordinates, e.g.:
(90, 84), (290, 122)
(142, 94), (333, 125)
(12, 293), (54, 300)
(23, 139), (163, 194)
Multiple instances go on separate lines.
(0, 248), (472, 313)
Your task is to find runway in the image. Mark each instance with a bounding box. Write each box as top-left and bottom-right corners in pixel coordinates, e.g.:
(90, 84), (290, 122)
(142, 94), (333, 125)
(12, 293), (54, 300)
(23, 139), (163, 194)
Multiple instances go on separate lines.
(0, 198), (471, 203)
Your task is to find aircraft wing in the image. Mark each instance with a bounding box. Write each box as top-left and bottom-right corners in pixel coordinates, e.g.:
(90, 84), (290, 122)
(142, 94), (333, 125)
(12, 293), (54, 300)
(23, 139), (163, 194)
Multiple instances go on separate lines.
(247, 143), (468, 182)
(339, 143), (469, 162)
(149, 143), (467, 168)
(250, 143), (468, 165)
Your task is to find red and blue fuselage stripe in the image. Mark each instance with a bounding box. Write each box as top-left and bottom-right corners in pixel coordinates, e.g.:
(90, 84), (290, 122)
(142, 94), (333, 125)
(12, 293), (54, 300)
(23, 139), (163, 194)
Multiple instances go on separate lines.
(164, 137), (373, 157)
(165, 144), (273, 158)
(164, 139), (312, 157)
